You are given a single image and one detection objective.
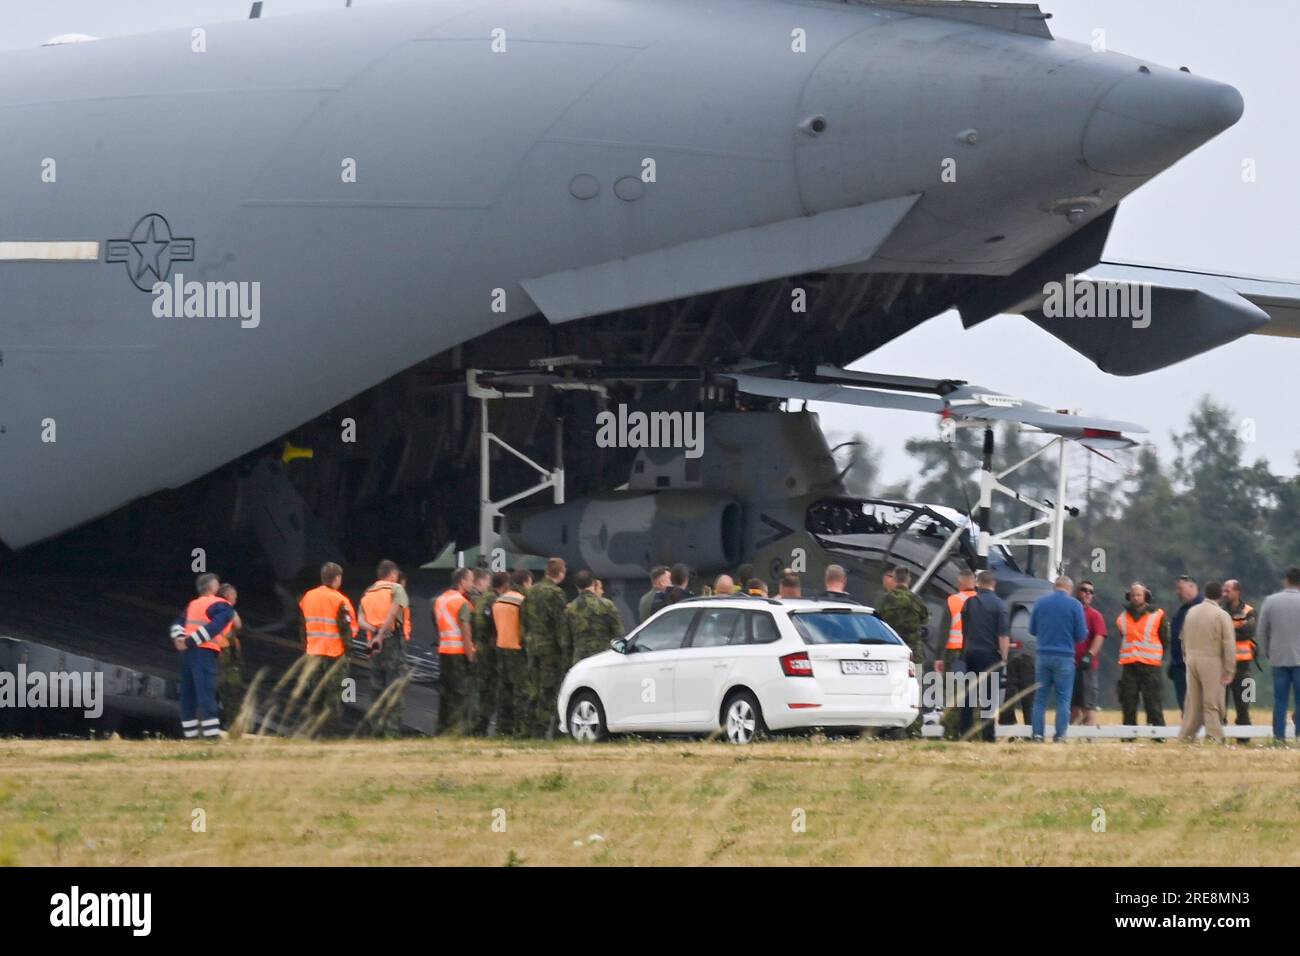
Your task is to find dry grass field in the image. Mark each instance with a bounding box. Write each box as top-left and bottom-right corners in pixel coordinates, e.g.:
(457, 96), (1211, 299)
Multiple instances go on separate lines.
(3, 730), (1300, 867)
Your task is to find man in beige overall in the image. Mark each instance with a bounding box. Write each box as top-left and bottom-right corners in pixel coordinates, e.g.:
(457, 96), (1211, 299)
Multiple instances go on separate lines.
(1177, 581), (1237, 744)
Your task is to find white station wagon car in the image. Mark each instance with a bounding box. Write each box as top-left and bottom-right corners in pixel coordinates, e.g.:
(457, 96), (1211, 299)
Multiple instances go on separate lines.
(557, 596), (920, 744)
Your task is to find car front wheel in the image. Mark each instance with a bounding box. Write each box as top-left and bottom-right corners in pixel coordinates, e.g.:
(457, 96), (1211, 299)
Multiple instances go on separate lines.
(567, 691), (608, 743)
(722, 690), (766, 745)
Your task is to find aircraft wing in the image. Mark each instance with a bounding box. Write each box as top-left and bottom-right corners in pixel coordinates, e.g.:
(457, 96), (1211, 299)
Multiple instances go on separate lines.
(1012, 260), (1300, 375)
(1093, 261), (1300, 338)
(721, 368), (1146, 449)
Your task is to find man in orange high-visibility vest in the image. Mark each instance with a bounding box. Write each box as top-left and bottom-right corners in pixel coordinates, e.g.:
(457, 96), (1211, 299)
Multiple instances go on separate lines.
(358, 559), (410, 737)
(170, 572), (237, 740)
(298, 561), (359, 735)
(1221, 579), (1258, 735)
(937, 570), (977, 674)
(492, 569), (531, 737)
(433, 568), (479, 733)
(1115, 581), (1170, 734)
(937, 570), (977, 740)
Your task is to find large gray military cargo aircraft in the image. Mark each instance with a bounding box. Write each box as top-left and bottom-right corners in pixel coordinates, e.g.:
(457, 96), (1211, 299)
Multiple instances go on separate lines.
(3, 0), (1297, 582)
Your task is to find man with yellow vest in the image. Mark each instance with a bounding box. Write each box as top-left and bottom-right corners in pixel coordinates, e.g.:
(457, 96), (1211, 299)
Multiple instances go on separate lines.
(298, 561), (359, 735)
(434, 567), (479, 734)
(358, 559), (410, 737)
(1221, 579), (1258, 734)
(1116, 582), (1170, 733)
(936, 570), (977, 739)
(170, 573), (237, 740)
(491, 569), (530, 736)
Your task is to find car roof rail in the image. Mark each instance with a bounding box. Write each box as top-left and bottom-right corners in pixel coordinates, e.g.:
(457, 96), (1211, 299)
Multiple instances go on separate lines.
(674, 593), (783, 606)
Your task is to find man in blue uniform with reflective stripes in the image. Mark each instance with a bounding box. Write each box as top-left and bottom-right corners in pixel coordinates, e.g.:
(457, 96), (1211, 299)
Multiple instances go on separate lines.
(170, 572), (236, 740)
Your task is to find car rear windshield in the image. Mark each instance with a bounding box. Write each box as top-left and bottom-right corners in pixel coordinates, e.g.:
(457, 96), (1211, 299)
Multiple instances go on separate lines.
(790, 610), (903, 645)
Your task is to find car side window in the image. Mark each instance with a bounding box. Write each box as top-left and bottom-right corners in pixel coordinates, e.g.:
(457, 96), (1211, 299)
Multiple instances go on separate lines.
(747, 611), (781, 644)
(629, 609), (696, 653)
(690, 608), (742, 648)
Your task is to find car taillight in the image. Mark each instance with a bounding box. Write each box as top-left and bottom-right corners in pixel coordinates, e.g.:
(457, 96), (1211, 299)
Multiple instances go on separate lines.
(780, 651), (813, 677)
(908, 661), (917, 678)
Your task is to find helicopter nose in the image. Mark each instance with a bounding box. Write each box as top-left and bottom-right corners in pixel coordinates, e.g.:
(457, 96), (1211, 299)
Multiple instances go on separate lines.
(1083, 66), (1243, 176)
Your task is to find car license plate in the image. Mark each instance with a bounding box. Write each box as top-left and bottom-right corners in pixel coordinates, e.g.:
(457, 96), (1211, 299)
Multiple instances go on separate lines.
(841, 660), (887, 675)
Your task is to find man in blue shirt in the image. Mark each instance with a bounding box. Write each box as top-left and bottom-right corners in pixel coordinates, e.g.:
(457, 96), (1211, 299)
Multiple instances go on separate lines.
(1029, 575), (1088, 742)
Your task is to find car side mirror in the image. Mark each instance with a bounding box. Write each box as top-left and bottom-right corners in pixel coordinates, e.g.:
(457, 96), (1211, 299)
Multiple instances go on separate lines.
(610, 638), (628, 654)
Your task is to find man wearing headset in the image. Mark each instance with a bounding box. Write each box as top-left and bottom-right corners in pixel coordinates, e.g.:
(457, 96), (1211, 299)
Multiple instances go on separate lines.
(1116, 581), (1171, 736)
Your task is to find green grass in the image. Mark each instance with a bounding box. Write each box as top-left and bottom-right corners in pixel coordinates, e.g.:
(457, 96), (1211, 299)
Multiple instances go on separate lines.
(1, 735), (1299, 865)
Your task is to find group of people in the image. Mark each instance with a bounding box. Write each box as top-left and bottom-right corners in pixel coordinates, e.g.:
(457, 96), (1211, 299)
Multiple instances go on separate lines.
(432, 559), (624, 738)
(170, 552), (1300, 745)
(292, 557), (629, 738)
(170, 556), (628, 739)
(945, 566), (1300, 744)
(1109, 569), (1300, 743)
(635, 560), (865, 619)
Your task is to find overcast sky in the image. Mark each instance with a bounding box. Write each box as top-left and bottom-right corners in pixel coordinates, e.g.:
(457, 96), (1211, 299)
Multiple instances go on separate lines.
(5, 0), (1298, 491)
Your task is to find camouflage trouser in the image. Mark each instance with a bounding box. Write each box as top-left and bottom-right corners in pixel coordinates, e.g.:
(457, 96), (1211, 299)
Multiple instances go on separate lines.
(467, 638), (497, 735)
(302, 654), (350, 736)
(495, 650), (526, 737)
(366, 635), (407, 738)
(1118, 663), (1166, 726)
(998, 654), (1035, 725)
(525, 639), (563, 738)
(217, 646), (246, 729)
(438, 653), (472, 734)
(941, 648), (964, 740)
(1226, 659), (1253, 726)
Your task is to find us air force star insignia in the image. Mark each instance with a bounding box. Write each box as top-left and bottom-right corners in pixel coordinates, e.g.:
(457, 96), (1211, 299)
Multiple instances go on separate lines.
(105, 214), (196, 291)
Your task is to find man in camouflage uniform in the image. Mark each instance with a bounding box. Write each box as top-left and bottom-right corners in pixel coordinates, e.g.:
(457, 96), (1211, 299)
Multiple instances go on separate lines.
(297, 562), (358, 737)
(495, 569), (531, 737)
(358, 560), (410, 738)
(522, 557), (569, 737)
(567, 571), (625, 665)
(877, 566), (930, 738)
(216, 583), (246, 729)
(433, 567), (479, 735)
(469, 571), (507, 735)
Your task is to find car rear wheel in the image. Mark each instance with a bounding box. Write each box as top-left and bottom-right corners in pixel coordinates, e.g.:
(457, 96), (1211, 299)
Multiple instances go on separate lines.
(722, 690), (766, 745)
(567, 691), (607, 743)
